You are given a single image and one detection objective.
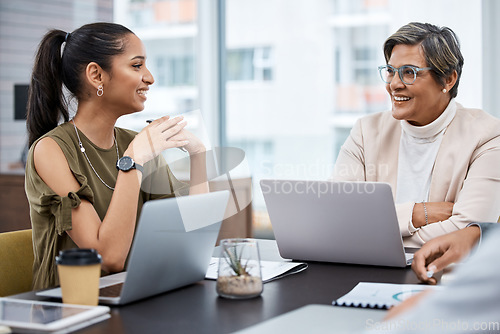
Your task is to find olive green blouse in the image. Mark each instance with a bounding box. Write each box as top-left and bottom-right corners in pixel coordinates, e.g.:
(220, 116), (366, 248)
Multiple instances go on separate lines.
(25, 122), (188, 290)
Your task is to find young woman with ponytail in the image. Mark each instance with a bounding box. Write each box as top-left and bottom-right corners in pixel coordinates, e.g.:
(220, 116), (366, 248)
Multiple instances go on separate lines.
(25, 22), (208, 289)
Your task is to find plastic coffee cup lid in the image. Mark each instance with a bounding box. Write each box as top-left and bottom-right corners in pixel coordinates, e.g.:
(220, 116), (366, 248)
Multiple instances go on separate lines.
(56, 248), (102, 265)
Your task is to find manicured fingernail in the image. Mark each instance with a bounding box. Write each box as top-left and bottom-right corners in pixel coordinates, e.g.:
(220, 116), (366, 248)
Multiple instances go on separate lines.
(426, 264), (437, 278)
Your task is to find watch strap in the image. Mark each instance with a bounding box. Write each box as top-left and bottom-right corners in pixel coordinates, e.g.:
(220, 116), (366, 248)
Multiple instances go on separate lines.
(134, 162), (143, 173)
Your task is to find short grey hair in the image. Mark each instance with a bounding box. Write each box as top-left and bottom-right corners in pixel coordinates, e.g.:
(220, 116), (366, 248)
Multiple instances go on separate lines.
(383, 22), (464, 98)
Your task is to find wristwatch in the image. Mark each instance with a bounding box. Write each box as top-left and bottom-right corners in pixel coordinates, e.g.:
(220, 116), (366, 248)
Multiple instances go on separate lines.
(116, 156), (143, 173)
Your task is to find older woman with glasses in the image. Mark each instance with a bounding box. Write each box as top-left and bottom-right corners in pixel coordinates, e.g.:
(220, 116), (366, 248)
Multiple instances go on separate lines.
(332, 22), (500, 247)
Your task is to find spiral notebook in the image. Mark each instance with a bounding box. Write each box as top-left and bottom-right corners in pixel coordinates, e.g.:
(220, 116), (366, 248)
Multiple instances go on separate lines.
(332, 282), (440, 309)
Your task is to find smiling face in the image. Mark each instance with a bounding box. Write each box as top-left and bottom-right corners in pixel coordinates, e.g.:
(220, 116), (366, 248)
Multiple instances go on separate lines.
(102, 33), (154, 115)
(386, 44), (452, 126)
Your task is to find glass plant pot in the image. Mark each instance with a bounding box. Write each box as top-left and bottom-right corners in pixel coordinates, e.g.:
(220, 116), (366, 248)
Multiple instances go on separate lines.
(216, 238), (263, 299)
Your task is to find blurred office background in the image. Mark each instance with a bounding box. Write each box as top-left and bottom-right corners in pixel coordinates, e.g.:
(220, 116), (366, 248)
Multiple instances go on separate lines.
(1, 0), (499, 238)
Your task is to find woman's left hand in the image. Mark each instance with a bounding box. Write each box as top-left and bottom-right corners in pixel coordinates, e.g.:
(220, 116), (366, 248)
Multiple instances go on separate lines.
(168, 121), (209, 195)
(412, 202), (454, 228)
(170, 126), (206, 155)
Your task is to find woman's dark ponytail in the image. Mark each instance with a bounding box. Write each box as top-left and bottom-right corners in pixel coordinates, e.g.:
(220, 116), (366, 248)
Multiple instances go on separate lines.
(27, 30), (68, 147)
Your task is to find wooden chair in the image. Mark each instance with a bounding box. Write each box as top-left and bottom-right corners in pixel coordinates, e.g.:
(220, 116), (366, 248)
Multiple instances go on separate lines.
(0, 229), (34, 297)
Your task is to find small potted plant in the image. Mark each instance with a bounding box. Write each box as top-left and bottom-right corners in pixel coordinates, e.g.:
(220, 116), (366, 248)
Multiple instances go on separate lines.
(216, 238), (263, 299)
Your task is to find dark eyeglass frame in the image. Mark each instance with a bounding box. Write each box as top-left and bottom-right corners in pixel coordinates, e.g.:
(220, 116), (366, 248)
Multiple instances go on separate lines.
(378, 64), (432, 85)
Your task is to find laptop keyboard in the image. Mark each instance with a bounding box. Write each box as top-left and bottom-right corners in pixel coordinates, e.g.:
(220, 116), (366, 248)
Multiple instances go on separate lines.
(99, 283), (124, 298)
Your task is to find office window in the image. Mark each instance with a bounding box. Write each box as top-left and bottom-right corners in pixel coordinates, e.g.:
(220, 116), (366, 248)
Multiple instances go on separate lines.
(333, 25), (388, 115)
(127, 0), (197, 28)
(254, 47), (274, 81)
(333, 0), (388, 15)
(156, 55), (195, 86)
(353, 47), (379, 84)
(227, 47), (274, 82)
(227, 49), (254, 81)
(225, 0), (336, 238)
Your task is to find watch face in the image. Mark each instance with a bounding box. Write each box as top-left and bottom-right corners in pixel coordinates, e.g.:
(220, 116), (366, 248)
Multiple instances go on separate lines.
(117, 156), (134, 171)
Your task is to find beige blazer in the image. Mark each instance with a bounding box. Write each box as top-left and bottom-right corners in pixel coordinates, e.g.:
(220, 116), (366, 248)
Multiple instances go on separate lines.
(332, 102), (500, 247)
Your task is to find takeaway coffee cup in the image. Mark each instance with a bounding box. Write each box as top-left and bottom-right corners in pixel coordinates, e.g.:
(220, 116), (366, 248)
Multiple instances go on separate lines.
(56, 248), (102, 306)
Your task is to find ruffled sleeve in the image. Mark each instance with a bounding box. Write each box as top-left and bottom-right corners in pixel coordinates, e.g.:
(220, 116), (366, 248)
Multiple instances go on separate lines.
(37, 185), (94, 235)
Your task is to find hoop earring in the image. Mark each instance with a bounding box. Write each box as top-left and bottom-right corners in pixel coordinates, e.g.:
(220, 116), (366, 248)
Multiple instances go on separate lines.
(97, 84), (104, 97)
(442, 88), (447, 93)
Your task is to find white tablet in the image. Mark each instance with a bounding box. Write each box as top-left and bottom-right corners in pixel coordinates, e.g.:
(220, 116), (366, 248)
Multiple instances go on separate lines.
(0, 298), (110, 334)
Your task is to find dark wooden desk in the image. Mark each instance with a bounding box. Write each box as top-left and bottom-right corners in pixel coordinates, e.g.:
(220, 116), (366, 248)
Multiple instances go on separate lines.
(13, 240), (419, 334)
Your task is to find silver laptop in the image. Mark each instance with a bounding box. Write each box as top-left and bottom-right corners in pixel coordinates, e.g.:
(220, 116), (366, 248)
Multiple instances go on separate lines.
(260, 180), (413, 267)
(38, 190), (230, 305)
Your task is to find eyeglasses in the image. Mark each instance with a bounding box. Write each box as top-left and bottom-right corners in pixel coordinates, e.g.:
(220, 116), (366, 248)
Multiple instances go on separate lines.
(378, 64), (432, 85)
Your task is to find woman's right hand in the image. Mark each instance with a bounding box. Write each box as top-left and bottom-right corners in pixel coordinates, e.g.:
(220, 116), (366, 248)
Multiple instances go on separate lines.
(124, 116), (189, 165)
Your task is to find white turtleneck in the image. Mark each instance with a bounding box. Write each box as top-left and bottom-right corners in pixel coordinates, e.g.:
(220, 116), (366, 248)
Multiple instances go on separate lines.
(396, 99), (457, 205)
